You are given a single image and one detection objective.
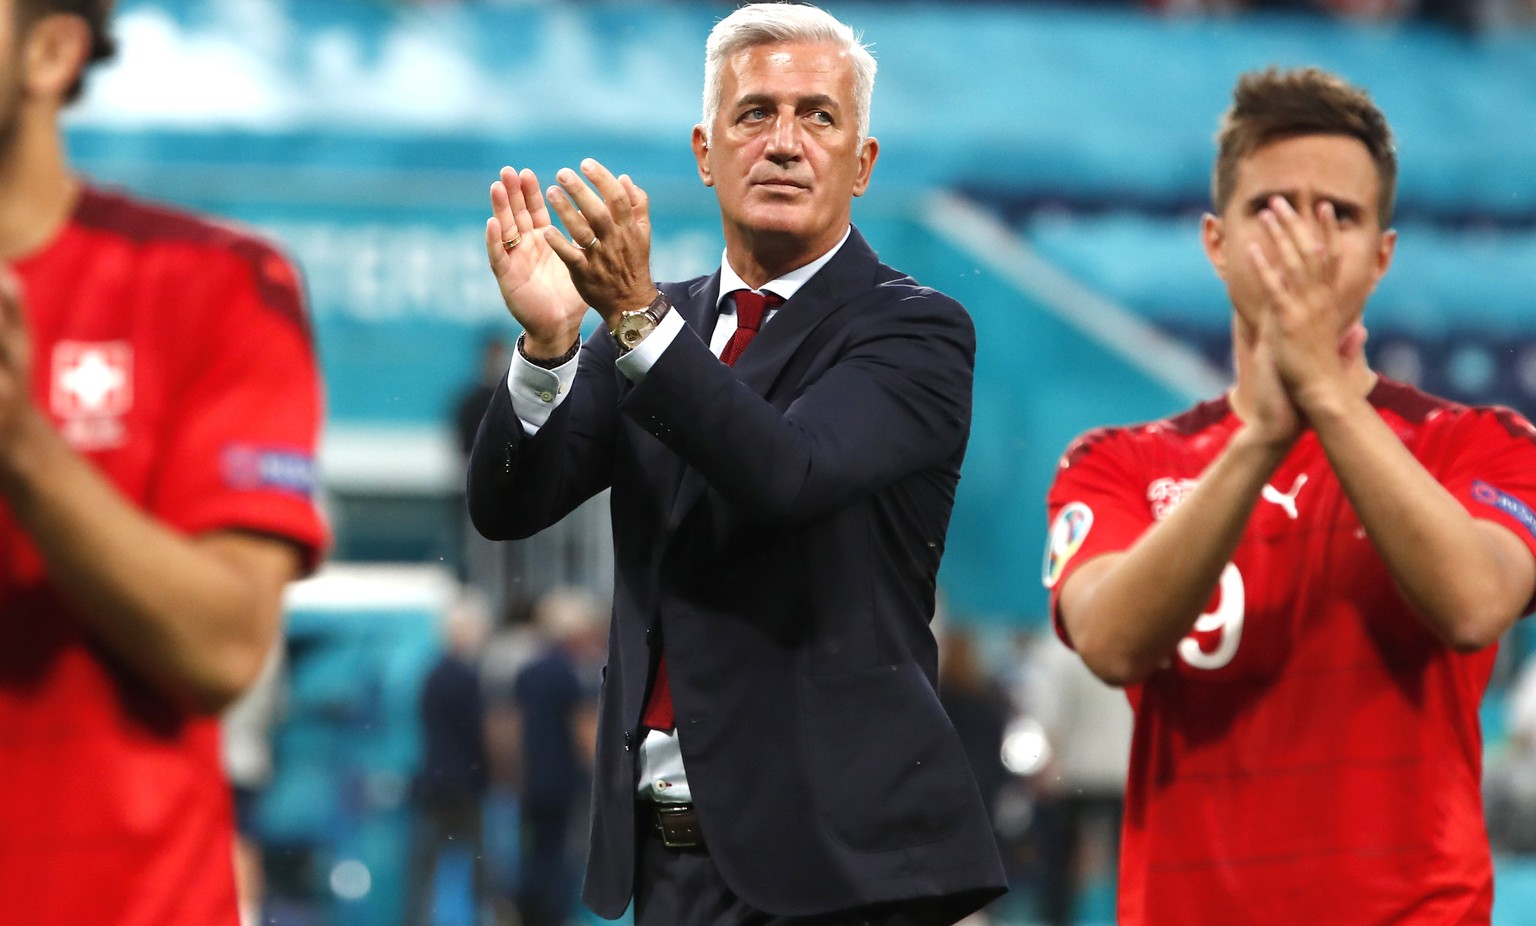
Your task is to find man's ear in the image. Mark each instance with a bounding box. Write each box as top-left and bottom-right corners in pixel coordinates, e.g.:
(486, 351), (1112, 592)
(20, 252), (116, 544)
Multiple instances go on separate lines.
(1368, 228), (1397, 293)
(691, 125), (714, 188)
(1201, 213), (1227, 281)
(23, 13), (92, 103)
(850, 136), (879, 198)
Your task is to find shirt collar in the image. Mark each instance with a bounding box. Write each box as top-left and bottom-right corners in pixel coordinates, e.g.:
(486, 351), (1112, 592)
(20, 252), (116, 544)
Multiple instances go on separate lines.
(716, 225), (851, 312)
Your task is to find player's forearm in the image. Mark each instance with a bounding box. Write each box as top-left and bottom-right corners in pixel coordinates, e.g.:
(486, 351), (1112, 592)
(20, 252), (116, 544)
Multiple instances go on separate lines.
(1307, 392), (1530, 650)
(0, 408), (294, 713)
(1064, 427), (1287, 685)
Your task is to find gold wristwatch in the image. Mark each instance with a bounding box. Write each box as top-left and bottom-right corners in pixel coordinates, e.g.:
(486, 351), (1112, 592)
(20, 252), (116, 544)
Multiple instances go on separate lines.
(611, 291), (671, 353)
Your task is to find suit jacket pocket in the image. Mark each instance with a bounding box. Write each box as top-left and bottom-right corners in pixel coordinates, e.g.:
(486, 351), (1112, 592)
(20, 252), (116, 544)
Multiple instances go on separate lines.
(800, 662), (973, 852)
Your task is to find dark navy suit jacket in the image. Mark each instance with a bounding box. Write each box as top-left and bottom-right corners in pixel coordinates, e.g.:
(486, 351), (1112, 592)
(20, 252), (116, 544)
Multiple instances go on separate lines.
(468, 227), (1007, 921)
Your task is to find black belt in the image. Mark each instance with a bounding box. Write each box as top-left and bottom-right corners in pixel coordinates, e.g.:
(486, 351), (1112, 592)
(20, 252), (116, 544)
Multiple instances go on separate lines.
(641, 802), (705, 849)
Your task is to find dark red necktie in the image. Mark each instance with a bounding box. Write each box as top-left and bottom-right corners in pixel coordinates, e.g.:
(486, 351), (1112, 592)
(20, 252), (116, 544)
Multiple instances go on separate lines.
(640, 289), (783, 732)
(718, 289), (782, 367)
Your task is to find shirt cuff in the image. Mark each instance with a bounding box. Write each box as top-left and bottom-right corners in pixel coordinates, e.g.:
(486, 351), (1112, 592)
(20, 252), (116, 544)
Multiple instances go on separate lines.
(615, 309), (686, 383)
(507, 347), (578, 435)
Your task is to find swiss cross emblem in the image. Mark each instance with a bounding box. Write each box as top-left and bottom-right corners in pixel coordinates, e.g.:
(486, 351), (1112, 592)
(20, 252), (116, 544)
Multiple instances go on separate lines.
(51, 342), (133, 449)
(53, 341), (133, 416)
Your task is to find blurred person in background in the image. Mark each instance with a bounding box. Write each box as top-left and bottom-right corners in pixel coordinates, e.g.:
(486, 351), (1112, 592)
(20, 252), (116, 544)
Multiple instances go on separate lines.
(1045, 67), (1536, 924)
(935, 625), (1012, 926)
(936, 625), (1011, 831)
(478, 594), (543, 923)
(1026, 633), (1131, 926)
(452, 335), (511, 598)
(0, 1), (327, 923)
(1484, 649), (1536, 853)
(466, 3), (1006, 922)
(406, 591), (493, 926)
(509, 586), (604, 926)
(220, 644), (287, 926)
(455, 335), (512, 459)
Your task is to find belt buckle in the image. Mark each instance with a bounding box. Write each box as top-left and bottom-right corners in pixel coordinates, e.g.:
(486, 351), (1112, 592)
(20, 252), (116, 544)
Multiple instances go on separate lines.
(655, 803), (702, 849)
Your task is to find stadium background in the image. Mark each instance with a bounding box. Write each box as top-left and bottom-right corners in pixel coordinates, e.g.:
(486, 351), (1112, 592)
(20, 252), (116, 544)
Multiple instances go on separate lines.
(68, 1), (1536, 923)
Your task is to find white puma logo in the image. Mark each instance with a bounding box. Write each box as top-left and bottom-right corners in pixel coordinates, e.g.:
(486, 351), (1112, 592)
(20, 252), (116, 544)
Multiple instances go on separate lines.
(1261, 474), (1308, 520)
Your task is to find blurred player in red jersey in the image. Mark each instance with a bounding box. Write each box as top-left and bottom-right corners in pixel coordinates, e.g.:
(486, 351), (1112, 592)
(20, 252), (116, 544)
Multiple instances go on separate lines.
(0, 1), (327, 923)
(1044, 67), (1536, 924)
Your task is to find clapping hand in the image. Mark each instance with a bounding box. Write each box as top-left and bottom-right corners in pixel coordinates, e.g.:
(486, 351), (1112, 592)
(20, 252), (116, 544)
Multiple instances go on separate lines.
(486, 166), (587, 358)
(540, 158), (658, 329)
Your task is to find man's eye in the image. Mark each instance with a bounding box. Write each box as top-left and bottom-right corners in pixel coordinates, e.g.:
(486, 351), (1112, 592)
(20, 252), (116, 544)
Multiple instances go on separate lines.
(741, 108), (768, 122)
(808, 111), (833, 125)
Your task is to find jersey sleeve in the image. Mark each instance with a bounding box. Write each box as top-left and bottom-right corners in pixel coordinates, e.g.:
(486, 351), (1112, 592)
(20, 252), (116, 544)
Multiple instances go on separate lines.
(145, 241), (328, 571)
(1043, 429), (1154, 644)
(1429, 406), (1536, 613)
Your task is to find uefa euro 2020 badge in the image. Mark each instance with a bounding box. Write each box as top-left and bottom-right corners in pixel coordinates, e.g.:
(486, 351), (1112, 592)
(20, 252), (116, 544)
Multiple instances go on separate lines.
(1043, 502), (1094, 589)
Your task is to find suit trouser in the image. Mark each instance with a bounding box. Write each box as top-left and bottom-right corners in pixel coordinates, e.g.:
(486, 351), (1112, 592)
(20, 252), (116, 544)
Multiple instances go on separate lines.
(632, 817), (968, 926)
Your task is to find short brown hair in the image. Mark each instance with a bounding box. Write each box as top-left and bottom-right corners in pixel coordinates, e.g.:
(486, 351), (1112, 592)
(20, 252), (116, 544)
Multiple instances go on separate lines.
(16, 0), (117, 103)
(1212, 67), (1397, 227)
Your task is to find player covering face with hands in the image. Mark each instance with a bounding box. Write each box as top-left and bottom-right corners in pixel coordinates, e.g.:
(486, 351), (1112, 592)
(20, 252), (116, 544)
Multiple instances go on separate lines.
(1045, 67), (1536, 925)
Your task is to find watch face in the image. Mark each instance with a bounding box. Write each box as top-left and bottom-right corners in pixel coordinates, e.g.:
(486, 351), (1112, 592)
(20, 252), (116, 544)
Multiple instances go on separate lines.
(618, 314), (656, 347)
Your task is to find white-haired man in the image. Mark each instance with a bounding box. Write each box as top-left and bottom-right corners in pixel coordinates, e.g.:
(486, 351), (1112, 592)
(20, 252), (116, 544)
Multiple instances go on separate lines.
(467, 3), (1006, 923)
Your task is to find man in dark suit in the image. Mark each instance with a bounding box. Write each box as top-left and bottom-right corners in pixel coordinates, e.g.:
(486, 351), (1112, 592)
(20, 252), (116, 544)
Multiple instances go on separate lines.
(467, 4), (1006, 923)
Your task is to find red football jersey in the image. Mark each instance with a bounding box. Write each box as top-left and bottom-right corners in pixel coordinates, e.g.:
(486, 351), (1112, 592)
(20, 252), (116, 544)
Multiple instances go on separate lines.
(1045, 378), (1536, 926)
(0, 186), (327, 925)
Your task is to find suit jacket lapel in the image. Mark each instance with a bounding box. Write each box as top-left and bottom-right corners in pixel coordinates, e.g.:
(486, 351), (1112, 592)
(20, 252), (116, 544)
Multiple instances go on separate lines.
(730, 227), (880, 397)
(675, 272), (723, 345)
(666, 228), (881, 529)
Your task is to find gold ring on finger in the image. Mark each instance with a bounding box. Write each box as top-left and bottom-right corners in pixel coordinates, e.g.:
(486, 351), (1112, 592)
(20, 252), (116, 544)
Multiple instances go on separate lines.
(501, 233), (523, 253)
